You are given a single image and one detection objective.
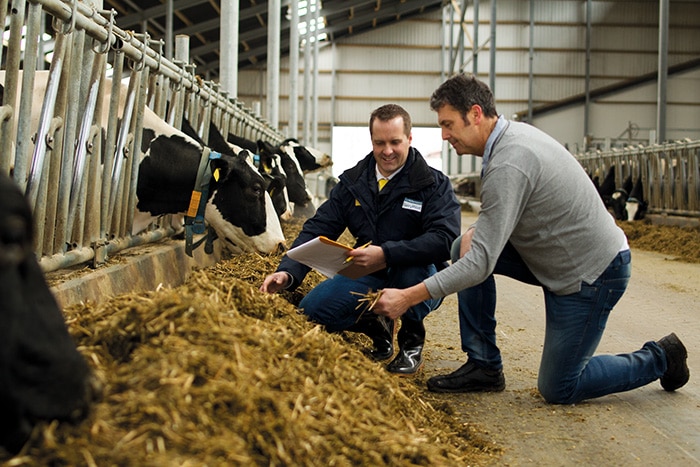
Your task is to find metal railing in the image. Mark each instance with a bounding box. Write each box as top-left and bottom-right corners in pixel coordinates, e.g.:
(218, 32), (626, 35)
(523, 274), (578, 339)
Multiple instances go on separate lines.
(0, 0), (285, 273)
(576, 139), (700, 218)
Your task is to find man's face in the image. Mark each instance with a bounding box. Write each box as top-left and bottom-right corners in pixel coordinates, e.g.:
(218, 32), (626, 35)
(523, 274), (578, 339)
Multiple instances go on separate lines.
(436, 104), (484, 156)
(371, 116), (412, 177)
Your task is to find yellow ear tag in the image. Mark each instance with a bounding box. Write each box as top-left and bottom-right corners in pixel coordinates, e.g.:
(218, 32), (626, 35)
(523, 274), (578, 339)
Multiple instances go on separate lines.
(355, 199), (361, 206)
(213, 168), (220, 182)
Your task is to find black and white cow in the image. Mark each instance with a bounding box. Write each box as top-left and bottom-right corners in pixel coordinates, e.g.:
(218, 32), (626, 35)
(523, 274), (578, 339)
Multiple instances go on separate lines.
(278, 138), (332, 172)
(254, 148), (293, 221)
(609, 174), (634, 221)
(188, 125), (292, 221)
(227, 132), (258, 154)
(0, 71), (285, 255)
(621, 176), (648, 221)
(0, 172), (99, 455)
(596, 165), (617, 209)
(257, 139), (314, 216)
(227, 132), (299, 221)
(593, 165), (647, 221)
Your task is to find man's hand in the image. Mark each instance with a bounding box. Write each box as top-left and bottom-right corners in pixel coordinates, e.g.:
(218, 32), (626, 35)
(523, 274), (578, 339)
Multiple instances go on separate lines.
(260, 272), (290, 294)
(346, 245), (386, 269)
(372, 283), (432, 321)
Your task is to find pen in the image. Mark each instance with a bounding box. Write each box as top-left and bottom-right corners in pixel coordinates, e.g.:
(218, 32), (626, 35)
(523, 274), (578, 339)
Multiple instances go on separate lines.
(344, 240), (372, 263)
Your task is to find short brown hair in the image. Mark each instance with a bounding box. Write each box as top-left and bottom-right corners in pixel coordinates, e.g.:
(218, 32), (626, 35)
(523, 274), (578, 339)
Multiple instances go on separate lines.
(369, 104), (412, 136)
(430, 73), (498, 119)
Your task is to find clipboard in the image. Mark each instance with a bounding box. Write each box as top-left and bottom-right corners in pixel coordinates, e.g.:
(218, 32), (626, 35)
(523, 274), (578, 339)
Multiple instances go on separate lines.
(286, 236), (384, 279)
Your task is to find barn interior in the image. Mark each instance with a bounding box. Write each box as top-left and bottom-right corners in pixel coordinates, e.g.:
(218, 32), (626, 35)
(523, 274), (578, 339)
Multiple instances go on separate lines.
(1, 0), (699, 464)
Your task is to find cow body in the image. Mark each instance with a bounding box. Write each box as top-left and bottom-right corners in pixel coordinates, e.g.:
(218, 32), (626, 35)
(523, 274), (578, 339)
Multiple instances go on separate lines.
(0, 71), (285, 254)
(0, 172), (98, 454)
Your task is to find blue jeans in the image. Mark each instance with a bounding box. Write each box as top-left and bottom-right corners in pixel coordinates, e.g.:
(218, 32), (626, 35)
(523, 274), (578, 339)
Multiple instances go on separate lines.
(453, 237), (667, 404)
(300, 265), (443, 332)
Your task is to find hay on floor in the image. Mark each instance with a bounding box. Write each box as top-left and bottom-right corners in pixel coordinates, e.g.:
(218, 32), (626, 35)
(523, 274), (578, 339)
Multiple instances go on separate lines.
(3, 221), (497, 466)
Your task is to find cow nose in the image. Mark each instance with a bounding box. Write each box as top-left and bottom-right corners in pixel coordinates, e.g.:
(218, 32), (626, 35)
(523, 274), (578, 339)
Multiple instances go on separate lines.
(274, 242), (287, 255)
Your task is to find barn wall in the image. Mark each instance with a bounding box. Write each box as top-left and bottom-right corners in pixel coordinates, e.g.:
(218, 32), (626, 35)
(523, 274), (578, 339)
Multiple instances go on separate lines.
(235, 0), (700, 177)
(533, 68), (700, 153)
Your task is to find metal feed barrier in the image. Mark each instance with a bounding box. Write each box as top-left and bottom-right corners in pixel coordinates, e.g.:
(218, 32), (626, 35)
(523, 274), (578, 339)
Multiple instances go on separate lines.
(0, 0), (284, 273)
(576, 139), (700, 219)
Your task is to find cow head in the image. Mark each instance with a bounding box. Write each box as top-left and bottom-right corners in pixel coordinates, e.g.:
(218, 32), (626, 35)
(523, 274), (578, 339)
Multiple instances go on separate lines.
(609, 175), (633, 221)
(280, 138), (332, 171)
(625, 176), (648, 221)
(206, 150), (287, 253)
(0, 173), (98, 454)
(226, 132), (293, 221)
(258, 139), (313, 212)
(256, 151), (293, 221)
(136, 124), (286, 254)
(227, 132), (258, 154)
(597, 165), (616, 208)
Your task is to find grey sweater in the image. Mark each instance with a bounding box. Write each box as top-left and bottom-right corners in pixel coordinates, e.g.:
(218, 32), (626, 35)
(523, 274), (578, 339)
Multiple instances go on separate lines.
(424, 120), (627, 297)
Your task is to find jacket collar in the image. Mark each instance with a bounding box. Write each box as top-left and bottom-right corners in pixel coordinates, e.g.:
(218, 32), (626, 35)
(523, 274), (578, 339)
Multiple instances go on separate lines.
(341, 147), (434, 190)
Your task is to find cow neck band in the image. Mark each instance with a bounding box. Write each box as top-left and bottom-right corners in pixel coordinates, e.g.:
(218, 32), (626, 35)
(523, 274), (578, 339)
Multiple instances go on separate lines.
(185, 147), (222, 256)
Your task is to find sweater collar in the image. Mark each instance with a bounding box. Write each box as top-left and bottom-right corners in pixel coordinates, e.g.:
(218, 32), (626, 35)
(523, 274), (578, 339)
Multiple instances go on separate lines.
(482, 115), (507, 175)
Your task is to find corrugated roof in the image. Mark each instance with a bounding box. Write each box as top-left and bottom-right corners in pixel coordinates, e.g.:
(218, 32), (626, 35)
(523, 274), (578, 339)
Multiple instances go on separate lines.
(101, 0), (445, 77)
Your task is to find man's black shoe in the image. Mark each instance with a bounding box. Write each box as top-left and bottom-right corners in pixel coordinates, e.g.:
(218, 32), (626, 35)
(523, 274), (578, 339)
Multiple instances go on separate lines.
(387, 318), (425, 375)
(427, 360), (505, 393)
(347, 315), (395, 361)
(657, 333), (690, 391)
(366, 316), (395, 361)
(387, 347), (423, 374)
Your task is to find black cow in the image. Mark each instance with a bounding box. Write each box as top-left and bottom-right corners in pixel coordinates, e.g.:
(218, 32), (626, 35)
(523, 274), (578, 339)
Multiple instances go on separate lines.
(0, 172), (99, 455)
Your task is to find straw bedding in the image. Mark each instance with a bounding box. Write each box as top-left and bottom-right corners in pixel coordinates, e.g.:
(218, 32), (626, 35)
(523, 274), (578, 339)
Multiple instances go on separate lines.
(3, 221), (495, 466)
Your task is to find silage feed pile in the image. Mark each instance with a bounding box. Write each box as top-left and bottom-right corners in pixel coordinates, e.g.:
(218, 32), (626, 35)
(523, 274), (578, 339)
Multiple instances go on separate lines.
(4, 227), (495, 465)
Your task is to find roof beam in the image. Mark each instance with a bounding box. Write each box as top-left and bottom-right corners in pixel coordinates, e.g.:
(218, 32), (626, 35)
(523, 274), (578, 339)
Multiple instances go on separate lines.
(116, 0), (211, 28)
(235, 0), (436, 65)
(117, 1), (290, 29)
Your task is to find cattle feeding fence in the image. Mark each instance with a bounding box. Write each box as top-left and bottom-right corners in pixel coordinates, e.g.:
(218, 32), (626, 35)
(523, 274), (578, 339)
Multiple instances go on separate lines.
(0, 0), (285, 273)
(576, 139), (700, 219)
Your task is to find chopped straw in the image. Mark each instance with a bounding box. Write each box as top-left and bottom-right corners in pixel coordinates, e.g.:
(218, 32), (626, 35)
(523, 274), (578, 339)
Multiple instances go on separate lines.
(2, 221), (497, 465)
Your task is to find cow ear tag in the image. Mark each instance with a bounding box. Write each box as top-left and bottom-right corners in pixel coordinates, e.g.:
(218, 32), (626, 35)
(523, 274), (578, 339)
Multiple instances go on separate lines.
(213, 168), (220, 182)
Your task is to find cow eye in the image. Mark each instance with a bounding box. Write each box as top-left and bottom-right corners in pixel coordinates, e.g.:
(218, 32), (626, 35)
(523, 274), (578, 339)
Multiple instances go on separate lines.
(252, 183), (264, 197)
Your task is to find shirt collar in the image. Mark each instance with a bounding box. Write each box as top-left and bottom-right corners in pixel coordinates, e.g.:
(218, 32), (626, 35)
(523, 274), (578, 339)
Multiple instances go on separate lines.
(376, 160), (405, 181)
(482, 115), (507, 175)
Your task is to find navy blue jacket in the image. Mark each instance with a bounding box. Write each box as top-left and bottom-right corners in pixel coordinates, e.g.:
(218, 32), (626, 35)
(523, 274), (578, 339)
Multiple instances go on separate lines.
(278, 148), (461, 290)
